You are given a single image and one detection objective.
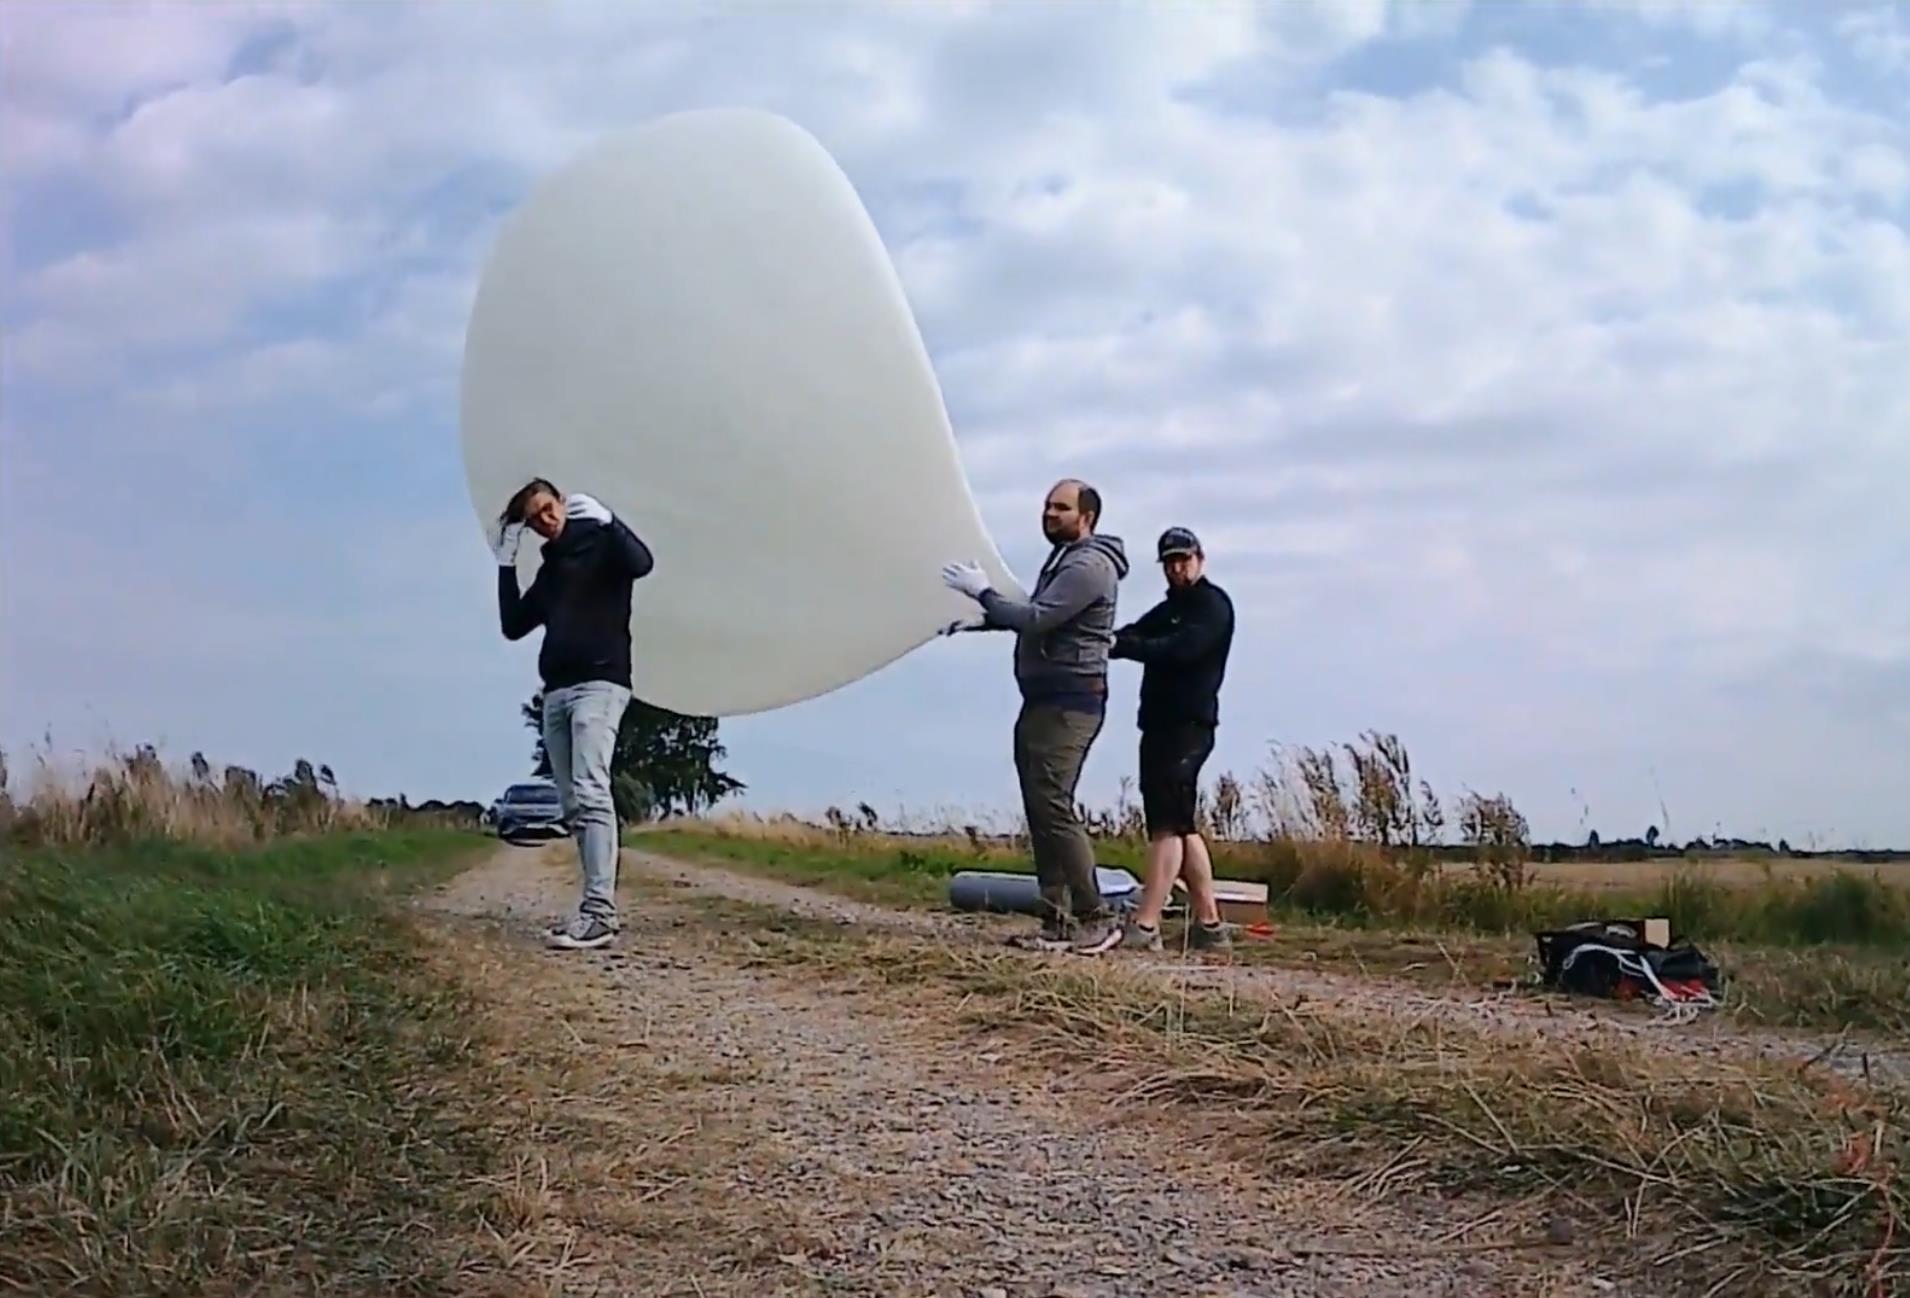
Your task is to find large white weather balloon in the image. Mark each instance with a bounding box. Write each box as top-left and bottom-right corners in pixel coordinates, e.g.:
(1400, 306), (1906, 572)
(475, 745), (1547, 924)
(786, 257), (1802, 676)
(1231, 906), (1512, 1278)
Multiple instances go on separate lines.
(460, 107), (1023, 717)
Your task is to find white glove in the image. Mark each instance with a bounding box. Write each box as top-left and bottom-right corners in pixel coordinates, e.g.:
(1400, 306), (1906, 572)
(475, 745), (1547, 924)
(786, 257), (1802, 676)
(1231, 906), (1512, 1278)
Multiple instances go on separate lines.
(566, 492), (612, 525)
(493, 521), (524, 566)
(938, 616), (986, 636)
(941, 561), (990, 600)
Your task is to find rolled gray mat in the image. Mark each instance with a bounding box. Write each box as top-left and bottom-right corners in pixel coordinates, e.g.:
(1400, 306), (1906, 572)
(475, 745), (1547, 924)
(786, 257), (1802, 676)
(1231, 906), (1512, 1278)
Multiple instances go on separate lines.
(948, 867), (1142, 915)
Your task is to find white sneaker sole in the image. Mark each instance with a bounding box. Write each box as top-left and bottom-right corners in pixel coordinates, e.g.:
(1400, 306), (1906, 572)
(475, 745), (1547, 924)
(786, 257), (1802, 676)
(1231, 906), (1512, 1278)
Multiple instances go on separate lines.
(546, 930), (616, 950)
(1006, 933), (1071, 952)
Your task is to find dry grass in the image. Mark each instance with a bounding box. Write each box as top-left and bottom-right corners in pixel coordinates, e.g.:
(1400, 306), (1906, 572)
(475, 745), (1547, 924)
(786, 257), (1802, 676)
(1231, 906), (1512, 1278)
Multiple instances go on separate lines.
(724, 910), (1908, 1297)
(1527, 857), (1910, 892)
(636, 824), (991, 907)
(677, 728), (1907, 920)
(658, 801), (1910, 948)
(645, 824), (1910, 1035)
(0, 739), (470, 850)
(0, 832), (495, 1296)
(657, 807), (1027, 858)
(0, 826), (807, 1297)
(0, 735), (506, 1294)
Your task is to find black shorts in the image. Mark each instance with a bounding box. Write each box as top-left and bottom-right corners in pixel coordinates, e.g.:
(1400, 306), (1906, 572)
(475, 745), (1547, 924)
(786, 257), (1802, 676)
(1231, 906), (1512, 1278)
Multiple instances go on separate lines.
(1138, 722), (1216, 838)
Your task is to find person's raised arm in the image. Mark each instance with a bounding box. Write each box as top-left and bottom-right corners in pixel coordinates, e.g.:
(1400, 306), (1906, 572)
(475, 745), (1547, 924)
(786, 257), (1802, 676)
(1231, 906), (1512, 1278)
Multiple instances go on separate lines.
(566, 492), (654, 580)
(980, 560), (1102, 631)
(606, 516), (655, 580)
(494, 522), (545, 640)
(941, 551), (1107, 633)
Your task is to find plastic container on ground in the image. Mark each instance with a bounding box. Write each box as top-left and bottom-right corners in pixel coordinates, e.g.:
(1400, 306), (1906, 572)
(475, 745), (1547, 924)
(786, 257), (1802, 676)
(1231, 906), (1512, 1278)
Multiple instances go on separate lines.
(947, 867), (1143, 916)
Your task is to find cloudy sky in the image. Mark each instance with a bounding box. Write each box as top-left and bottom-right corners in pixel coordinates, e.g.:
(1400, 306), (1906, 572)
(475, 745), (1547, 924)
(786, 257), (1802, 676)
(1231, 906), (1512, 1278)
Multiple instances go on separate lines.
(4, 1), (1907, 847)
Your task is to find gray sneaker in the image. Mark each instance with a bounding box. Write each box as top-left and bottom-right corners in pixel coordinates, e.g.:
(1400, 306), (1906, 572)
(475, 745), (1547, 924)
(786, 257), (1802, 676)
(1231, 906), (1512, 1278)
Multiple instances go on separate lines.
(546, 914), (617, 950)
(1007, 918), (1071, 951)
(1071, 916), (1124, 955)
(1118, 921), (1164, 951)
(1187, 920), (1232, 952)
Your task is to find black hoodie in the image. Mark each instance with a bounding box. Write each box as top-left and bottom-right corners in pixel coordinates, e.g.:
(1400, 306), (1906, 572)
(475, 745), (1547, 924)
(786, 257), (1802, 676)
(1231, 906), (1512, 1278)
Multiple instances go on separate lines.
(1110, 575), (1234, 730)
(498, 516), (655, 691)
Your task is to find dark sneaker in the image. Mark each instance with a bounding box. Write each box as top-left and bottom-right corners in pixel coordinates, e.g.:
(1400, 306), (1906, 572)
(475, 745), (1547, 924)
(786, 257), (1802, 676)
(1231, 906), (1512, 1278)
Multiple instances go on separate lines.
(1118, 921), (1164, 951)
(547, 914), (617, 950)
(1071, 917), (1123, 955)
(1187, 921), (1232, 952)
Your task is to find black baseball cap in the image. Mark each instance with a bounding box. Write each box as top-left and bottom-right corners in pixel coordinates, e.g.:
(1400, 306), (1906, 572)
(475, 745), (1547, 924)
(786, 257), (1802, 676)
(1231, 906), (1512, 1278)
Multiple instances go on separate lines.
(1157, 526), (1201, 560)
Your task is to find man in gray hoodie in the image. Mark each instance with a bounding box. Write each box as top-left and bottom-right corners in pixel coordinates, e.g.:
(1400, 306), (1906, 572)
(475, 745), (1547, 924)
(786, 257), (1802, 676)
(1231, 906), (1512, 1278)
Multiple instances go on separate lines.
(942, 478), (1130, 954)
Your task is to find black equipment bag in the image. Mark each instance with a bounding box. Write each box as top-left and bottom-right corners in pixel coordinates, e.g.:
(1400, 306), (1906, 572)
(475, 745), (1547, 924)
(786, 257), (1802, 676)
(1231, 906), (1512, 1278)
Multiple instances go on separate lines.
(1534, 920), (1721, 1002)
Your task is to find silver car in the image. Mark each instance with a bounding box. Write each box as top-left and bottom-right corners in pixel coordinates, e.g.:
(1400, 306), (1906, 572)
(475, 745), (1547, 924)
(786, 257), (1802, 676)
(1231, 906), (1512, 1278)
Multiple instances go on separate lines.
(492, 779), (569, 841)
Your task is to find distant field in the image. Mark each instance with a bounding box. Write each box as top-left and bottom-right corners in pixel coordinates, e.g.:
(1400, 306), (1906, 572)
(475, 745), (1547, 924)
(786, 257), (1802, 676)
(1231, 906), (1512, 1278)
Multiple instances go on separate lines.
(1520, 856), (1910, 891)
(638, 814), (1910, 960)
(638, 816), (1910, 894)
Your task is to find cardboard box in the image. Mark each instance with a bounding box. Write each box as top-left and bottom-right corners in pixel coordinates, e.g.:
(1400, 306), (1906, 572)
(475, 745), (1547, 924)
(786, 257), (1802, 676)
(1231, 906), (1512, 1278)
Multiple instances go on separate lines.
(1588, 916), (1673, 948)
(1214, 880), (1269, 926)
(1175, 877), (1268, 925)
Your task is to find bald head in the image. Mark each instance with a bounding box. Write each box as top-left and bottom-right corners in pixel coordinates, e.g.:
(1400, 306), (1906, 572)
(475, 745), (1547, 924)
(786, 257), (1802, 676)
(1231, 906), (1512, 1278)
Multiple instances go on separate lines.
(1042, 478), (1101, 544)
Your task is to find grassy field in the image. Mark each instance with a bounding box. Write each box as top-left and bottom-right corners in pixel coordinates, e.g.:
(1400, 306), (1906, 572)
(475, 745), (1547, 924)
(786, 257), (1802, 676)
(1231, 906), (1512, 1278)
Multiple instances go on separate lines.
(641, 813), (1910, 941)
(0, 829), (502, 1295)
(636, 817), (1910, 1034)
(1525, 855), (1910, 891)
(7, 736), (1905, 1294)
(0, 741), (519, 1295)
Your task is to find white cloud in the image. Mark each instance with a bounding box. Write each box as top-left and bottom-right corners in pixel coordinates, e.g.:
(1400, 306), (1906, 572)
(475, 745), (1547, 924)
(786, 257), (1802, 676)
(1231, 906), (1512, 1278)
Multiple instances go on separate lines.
(0, 4), (256, 115)
(1839, 5), (1910, 74)
(1588, 0), (1778, 42)
(4, 2), (1908, 840)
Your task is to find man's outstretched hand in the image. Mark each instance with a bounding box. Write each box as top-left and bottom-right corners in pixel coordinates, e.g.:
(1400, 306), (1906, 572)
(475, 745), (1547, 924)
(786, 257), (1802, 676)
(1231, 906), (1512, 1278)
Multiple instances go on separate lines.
(941, 560), (990, 600)
(566, 492), (613, 525)
(938, 615), (986, 636)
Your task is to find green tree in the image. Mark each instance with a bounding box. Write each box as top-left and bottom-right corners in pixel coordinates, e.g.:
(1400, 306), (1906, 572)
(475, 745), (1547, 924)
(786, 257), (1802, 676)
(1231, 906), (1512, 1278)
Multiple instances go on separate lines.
(522, 693), (745, 823)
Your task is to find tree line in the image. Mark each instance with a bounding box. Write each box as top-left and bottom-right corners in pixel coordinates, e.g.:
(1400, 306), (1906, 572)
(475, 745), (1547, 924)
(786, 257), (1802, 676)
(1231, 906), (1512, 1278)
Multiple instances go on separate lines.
(518, 692), (746, 823)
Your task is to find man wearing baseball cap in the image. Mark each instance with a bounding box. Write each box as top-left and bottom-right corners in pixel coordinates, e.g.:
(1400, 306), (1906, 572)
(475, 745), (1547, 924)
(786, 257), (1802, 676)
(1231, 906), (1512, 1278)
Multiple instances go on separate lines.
(1109, 526), (1235, 952)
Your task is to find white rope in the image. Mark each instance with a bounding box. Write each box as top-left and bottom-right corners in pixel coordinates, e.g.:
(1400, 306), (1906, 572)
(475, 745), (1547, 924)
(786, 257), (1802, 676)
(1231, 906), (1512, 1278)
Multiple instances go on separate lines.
(1558, 941), (1718, 1016)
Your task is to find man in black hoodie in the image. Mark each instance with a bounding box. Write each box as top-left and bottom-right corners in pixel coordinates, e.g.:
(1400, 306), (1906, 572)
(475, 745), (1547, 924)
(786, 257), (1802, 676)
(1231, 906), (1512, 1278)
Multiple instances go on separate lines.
(495, 478), (655, 950)
(1110, 527), (1234, 952)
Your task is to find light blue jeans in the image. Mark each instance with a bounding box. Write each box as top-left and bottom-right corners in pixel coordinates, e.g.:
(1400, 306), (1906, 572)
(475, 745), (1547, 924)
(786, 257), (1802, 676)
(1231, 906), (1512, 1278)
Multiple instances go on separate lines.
(542, 680), (631, 923)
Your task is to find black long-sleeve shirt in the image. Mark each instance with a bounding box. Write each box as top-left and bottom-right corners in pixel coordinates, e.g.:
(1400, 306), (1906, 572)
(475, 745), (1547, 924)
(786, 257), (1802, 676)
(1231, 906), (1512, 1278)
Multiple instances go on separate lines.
(1110, 576), (1234, 730)
(499, 515), (655, 691)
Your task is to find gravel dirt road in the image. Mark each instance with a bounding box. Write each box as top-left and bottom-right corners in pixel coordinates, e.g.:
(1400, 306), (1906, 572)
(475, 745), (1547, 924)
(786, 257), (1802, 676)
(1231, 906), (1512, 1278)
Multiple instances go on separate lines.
(621, 842), (1906, 1086)
(417, 844), (1648, 1297)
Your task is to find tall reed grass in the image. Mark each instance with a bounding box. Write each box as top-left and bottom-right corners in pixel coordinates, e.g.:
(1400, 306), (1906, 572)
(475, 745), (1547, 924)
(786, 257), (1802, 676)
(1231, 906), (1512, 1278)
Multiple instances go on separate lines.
(670, 724), (1910, 949)
(0, 740), (467, 851)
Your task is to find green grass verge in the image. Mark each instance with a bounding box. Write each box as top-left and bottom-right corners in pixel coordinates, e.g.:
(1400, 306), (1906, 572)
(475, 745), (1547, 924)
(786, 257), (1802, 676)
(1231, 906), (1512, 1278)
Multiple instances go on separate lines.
(0, 829), (493, 1295)
(642, 828), (1910, 1035)
(638, 828), (958, 906)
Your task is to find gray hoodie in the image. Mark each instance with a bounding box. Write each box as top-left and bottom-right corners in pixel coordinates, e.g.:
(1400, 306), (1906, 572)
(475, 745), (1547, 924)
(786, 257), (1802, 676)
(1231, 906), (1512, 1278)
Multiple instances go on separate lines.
(979, 533), (1130, 705)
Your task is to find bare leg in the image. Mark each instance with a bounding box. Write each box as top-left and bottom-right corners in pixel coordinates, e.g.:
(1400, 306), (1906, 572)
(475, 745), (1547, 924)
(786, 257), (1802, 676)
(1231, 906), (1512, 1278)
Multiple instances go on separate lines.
(1133, 833), (1184, 930)
(1181, 831), (1222, 926)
